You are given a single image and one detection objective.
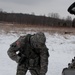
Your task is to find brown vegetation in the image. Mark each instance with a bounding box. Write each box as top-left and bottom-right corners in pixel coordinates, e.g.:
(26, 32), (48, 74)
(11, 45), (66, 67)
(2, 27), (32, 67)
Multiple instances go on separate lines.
(0, 23), (75, 35)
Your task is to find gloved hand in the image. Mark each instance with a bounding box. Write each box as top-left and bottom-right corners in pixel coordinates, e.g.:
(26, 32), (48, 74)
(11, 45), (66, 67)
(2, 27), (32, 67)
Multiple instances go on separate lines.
(15, 56), (21, 63)
(18, 56), (26, 65)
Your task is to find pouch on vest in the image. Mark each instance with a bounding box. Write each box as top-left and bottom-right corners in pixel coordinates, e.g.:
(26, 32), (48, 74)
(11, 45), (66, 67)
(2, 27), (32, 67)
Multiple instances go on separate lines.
(62, 68), (75, 75)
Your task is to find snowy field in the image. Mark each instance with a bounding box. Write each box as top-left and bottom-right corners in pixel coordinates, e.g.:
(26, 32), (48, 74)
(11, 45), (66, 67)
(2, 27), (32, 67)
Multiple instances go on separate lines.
(0, 30), (75, 75)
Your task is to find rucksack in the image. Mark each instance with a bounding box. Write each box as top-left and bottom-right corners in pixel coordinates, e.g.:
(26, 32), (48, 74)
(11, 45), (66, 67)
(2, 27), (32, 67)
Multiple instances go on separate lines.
(16, 34), (40, 66)
(16, 34), (39, 58)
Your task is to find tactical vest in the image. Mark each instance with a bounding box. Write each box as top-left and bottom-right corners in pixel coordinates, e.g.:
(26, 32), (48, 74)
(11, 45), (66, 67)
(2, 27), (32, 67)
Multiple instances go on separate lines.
(18, 34), (40, 67)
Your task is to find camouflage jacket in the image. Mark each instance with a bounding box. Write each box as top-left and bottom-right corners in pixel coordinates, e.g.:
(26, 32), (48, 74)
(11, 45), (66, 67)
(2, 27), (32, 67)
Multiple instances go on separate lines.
(7, 33), (49, 75)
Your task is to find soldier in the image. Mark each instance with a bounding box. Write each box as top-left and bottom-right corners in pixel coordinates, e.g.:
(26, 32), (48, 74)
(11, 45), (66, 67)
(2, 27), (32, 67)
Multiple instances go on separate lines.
(7, 32), (49, 75)
(62, 2), (75, 75)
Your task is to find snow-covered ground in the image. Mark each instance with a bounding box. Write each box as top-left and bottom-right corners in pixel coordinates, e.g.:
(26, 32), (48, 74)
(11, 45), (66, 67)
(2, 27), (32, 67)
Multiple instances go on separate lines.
(0, 31), (75, 75)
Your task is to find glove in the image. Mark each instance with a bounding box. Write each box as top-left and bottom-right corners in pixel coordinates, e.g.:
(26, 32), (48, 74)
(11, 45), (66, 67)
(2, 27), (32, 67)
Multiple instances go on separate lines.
(15, 56), (21, 63)
(18, 56), (26, 65)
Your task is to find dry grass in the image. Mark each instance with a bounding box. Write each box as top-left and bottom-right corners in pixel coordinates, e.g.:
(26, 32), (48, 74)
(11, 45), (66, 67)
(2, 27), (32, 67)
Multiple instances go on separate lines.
(0, 23), (75, 35)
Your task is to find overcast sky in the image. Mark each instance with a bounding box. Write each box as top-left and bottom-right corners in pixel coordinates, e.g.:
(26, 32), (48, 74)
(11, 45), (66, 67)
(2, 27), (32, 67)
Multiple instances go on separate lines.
(0, 0), (75, 19)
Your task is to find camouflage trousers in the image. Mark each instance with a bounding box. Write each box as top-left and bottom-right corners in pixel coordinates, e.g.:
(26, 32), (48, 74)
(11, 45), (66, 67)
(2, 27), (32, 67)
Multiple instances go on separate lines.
(16, 64), (40, 75)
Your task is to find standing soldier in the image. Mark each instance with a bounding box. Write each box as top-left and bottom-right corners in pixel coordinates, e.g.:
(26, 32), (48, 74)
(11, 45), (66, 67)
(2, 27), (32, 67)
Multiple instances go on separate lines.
(62, 2), (75, 75)
(7, 32), (49, 75)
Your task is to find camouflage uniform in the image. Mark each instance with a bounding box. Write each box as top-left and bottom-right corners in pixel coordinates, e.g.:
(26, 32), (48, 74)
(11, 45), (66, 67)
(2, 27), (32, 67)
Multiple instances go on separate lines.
(62, 57), (75, 75)
(7, 32), (49, 75)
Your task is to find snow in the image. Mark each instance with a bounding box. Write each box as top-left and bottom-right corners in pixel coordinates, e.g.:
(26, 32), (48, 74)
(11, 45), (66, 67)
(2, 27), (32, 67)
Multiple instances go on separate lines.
(0, 32), (75, 75)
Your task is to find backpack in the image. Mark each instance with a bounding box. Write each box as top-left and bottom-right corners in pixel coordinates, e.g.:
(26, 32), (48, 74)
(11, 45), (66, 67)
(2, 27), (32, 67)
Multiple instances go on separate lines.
(16, 34), (40, 66)
(17, 34), (39, 58)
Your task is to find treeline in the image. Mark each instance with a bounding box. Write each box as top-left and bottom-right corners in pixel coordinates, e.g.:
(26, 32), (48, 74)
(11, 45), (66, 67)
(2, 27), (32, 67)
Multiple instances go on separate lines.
(0, 11), (75, 27)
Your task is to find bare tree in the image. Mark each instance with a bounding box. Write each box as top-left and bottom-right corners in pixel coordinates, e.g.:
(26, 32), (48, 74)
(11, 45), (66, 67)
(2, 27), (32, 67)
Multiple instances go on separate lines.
(0, 8), (3, 12)
(72, 18), (75, 27)
(31, 12), (35, 15)
(48, 12), (60, 19)
(66, 16), (72, 21)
